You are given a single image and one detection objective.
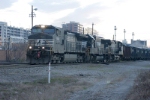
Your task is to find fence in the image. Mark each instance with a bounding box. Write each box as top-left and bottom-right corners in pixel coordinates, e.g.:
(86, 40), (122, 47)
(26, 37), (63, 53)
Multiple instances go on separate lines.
(0, 42), (28, 63)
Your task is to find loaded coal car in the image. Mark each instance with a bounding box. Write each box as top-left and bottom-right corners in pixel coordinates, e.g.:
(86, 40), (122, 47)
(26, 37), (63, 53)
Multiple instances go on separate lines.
(135, 47), (142, 60)
(122, 44), (131, 60)
(147, 49), (150, 59)
(140, 48), (145, 60)
(144, 49), (150, 60)
(130, 46), (137, 60)
(26, 25), (90, 64)
(140, 48), (150, 60)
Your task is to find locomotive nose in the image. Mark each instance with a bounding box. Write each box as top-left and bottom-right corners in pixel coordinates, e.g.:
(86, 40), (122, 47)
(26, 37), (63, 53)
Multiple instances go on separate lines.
(37, 51), (41, 58)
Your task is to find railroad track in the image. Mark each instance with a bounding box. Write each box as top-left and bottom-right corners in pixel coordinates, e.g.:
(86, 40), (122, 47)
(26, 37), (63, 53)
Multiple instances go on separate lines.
(0, 63), (47, 69)
(0, 62), (84, 69)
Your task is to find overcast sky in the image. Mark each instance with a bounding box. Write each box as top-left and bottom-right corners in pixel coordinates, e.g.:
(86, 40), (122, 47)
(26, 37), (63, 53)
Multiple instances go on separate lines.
(0, 0), (150, 46)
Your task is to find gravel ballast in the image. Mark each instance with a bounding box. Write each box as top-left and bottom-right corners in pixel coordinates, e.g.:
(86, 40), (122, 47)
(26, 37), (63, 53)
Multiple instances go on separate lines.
(0, 61), (150, 100)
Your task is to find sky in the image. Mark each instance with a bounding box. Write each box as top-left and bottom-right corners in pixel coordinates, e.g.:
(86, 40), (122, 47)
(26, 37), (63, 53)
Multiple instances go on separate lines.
(0, 0), (150, 46)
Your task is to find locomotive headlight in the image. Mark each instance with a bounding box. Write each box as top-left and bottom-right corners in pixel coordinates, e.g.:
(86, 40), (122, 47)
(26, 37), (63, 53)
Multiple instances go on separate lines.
(29, 46), (32, 49)
(41, 25), (45, 28)
(42, 46), (45, 49)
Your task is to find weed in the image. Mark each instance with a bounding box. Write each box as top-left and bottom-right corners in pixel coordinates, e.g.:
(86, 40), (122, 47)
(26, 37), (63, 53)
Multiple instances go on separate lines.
(24, 76), (77, 85)
(126, 70), (150, 100)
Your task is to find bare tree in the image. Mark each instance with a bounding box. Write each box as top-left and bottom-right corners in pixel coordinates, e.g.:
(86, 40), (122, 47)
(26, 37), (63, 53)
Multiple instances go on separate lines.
(8, 43), (28, 62)
(84, 27), (99, 35)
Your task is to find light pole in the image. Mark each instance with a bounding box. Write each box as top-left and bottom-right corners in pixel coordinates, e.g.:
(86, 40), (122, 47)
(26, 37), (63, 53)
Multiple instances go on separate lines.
(29, 5), (37, 29)
(124, 29), (126, 40)
(132, 32), (134, 40)
(92, 23), (94, 35)
(114, 26), (117, 41)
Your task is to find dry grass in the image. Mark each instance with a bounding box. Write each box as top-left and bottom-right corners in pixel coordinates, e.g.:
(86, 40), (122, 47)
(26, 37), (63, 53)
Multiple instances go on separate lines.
(125, 70), (150, 100)
(0, 76), (91, 100)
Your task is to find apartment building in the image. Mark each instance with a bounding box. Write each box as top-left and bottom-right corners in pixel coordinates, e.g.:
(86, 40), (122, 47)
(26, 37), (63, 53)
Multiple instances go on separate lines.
(0, 21), (30, 47)
(62, 21), (83, 34)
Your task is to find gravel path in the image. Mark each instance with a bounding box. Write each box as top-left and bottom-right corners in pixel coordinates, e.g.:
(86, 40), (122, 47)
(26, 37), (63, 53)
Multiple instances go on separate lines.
(67, 61), (150, 100)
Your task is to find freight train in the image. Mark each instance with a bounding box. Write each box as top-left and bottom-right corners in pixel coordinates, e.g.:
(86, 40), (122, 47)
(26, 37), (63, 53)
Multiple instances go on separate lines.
(26, 25), (150, 64)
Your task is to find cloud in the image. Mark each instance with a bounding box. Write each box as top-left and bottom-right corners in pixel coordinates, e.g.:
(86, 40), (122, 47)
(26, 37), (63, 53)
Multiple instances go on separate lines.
(0, 0), (18, 9)
(30, 0), (79, 13)
(53, 2), (108, 27)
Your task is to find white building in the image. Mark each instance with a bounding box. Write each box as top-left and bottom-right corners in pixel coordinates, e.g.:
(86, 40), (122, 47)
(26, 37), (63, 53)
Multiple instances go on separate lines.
(0, 21), (31, 47)
(130, 39), (147, 48)
(122, 39), (128, 44)
(62, 21), (83, 34)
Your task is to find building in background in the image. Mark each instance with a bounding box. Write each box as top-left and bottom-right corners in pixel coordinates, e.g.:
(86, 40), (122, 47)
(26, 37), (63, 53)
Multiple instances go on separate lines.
(62, 21), (83, 34)
(122, 39), (128, 44)
(130, 39), (147, 48)
(0, 21), (31, 48)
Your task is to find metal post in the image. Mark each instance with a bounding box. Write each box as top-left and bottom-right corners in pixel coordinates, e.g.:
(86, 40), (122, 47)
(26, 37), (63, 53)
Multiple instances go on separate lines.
(29, 5), (37, 29)
(92, 23), (94, 35)
(114, 26), (117, 41)
(48, 62), (51, 83)
(132, 32), (134, 40)
(7, 37), (10, 62)
(83, 27), (84, 34)
(113, 35), (114, 40)
(31, 5), (33, 28)
(124, 29), (126, 40)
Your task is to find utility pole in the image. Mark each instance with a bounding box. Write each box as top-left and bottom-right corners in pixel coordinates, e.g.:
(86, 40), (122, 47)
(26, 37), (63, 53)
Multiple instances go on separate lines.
(124, 29), (126, 40)
(29, 5), (37, 29)
(83, 27), (84, 34)
(92, 23), (94, 35)
(114, 26), (117, 41)
(132, 32), (134, 40)
(113, 35), (114, 40)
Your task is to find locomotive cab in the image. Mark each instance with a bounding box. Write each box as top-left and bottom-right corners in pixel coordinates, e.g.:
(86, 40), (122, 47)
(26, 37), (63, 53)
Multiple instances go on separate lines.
(27, 25), (62, 64)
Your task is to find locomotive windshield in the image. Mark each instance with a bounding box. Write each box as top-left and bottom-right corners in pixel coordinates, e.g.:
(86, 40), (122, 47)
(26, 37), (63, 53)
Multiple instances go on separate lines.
(31, 28), (55, 35)
(32, 29), (42, 33)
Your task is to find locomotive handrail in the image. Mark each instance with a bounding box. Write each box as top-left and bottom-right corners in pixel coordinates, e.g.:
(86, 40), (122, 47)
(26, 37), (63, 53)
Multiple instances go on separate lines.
(28, 39), (54, 47)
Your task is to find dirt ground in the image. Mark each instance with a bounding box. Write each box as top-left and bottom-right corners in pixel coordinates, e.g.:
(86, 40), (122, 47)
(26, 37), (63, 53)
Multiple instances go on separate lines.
(0, 61), (150, 100)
